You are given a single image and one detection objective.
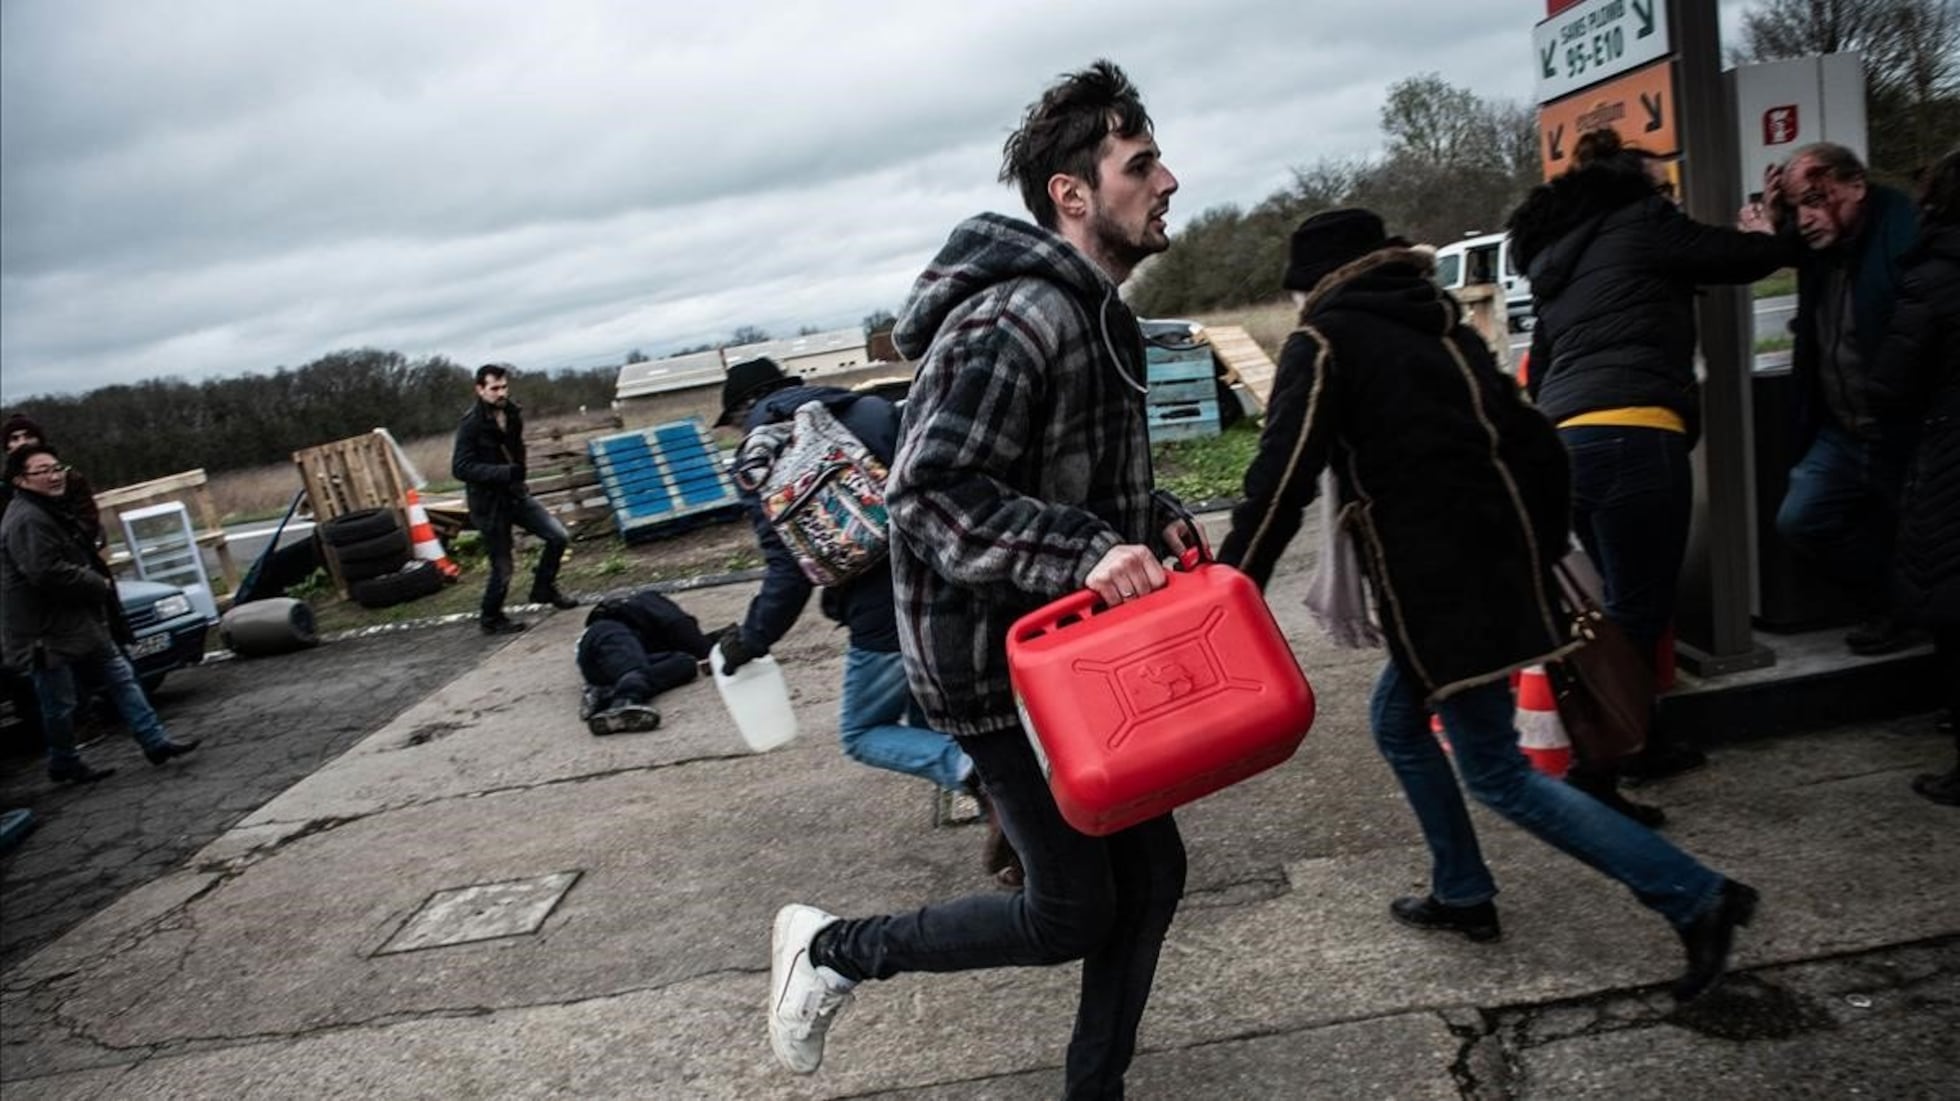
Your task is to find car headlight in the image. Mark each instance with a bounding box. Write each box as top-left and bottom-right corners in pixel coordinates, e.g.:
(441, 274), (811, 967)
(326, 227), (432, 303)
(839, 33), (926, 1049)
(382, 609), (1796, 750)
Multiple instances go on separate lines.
(153, 594), (193, 620)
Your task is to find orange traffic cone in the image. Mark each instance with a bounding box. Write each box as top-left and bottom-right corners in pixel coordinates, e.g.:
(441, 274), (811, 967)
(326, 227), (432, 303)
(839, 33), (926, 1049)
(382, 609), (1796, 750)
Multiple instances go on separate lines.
(1514, 664), (1572, 778)
(403, 488), (460, 581)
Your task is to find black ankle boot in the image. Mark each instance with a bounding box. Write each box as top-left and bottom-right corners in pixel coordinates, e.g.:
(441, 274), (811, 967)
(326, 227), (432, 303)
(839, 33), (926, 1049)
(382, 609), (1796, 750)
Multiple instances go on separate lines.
(1390, 895), (1501, 942)
(1673, 879), (1759, 1003)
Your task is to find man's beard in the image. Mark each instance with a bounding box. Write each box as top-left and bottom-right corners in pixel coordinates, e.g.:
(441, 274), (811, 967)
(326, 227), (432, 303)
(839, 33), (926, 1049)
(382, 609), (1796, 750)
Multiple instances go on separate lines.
(1089, 208), (1167, 271)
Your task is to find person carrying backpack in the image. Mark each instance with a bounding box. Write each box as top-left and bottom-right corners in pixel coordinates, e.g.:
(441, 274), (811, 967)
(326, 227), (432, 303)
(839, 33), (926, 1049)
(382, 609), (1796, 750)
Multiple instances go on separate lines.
(713, 357), (1018, 885)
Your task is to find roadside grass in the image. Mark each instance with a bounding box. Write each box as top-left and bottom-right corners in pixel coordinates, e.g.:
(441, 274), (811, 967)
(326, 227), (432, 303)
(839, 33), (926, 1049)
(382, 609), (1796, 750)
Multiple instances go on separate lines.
(1755, 268), (1796, 299)
(1152, 422), (1260, 505)
(1755, 333), (1794, 354)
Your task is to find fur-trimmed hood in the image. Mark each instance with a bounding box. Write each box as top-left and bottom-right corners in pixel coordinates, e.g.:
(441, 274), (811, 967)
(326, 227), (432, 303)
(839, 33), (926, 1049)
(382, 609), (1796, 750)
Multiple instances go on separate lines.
(1300, 246), (1454, 333)
(1506, 158), (1660, 298)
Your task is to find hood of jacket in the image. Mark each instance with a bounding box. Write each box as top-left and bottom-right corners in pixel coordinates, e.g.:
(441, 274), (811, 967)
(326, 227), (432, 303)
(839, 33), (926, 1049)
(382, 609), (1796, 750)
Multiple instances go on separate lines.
(1508, 159), (1658, 299)
(892, 213), (1120, 360)
(1301, 246), (1455, 333)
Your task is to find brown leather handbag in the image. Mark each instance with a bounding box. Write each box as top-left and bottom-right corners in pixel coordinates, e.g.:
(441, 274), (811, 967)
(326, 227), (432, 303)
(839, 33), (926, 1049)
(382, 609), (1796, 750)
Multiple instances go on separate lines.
(1545, 561), (1651, 766)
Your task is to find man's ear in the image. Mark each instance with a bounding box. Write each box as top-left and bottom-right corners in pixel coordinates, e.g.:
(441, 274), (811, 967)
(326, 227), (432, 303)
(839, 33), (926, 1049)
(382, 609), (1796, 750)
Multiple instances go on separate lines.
(1048, 173), (1088, 222)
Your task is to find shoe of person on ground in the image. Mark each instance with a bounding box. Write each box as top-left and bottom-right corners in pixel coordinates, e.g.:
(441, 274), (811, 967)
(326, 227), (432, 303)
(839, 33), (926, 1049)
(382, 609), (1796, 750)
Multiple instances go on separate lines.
(143, 737), (200, 766)
(1845, 615), (1928, 656)
(48, 759), (115, 785)
(481, 616), (526, 636)
(530, 585), (580, 610)
(1672, 878), (1759, 1002)
(769, 903), (856, 1074)
(1390, 895), (1502, 942)
(1913, 765), (1960, 806)
(578, 685), (605, 723)
(587, 703), (661, 737)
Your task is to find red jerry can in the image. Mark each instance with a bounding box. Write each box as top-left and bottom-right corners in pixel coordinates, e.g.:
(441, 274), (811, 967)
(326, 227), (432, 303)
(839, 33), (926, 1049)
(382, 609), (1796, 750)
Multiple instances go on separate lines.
(1006, 553), (1315, 836)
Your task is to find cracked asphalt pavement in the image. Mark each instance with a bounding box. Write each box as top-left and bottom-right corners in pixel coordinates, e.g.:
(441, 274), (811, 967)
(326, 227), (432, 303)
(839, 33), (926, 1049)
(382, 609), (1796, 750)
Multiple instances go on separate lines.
(1, 552), (1957, 1098)
(0, 624), (495, 972)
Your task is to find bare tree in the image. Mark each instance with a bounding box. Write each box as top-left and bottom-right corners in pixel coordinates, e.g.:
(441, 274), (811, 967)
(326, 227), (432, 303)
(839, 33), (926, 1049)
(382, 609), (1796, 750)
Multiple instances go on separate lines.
(1732, 0), (1959, 172)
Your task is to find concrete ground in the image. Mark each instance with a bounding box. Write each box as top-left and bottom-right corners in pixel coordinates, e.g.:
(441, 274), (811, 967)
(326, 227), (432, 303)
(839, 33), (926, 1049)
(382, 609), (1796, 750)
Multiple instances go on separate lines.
(1, 525), (1955, 1100)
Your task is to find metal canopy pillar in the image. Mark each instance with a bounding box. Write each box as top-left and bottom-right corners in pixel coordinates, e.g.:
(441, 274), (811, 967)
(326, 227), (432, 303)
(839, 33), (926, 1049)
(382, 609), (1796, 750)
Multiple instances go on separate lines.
(1669, 0), (1775, 676)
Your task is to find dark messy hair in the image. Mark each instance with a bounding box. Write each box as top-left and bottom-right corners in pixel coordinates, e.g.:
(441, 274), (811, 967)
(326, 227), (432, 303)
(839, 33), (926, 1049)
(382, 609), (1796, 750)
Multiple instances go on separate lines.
(1000, 60), (1152, 230)
(1573, 128), (1661, 170)
(474, 363), (512, 387)
(6, 442), (58, 481)
(1920, 146), (1960, 227)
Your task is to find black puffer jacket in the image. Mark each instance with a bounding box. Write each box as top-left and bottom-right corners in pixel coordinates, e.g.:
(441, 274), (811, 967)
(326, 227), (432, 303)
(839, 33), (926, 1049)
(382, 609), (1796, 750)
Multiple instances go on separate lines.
(1509, 158), (1794, 440)
(1873, 224), (1960, 624)
(1218, 248), (1575, 702)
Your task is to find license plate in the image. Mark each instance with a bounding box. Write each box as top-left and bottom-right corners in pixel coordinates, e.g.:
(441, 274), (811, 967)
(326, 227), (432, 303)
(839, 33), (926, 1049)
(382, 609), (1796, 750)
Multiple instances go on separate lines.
(129, 634), (170, 658)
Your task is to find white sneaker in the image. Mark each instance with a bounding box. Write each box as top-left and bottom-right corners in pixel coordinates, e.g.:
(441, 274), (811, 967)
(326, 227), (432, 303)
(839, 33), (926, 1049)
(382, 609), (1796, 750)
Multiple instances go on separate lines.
(768, 903), (855, 1074)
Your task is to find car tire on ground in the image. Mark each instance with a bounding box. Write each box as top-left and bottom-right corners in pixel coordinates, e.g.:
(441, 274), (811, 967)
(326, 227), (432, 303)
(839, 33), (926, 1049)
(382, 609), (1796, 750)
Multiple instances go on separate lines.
(331, 528), (412, 571)
(221, 598), (321, 658)
(319, 508), (400, 547)
(349, 560), (445, 610)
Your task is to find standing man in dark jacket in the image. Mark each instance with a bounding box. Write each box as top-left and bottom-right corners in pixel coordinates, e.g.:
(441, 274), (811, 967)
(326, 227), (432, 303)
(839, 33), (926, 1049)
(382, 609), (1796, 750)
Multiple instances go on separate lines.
(1869, 148), (1960, 804)
(766, 61), (1198, 1095)
(714, 356), (1016, 883)
(451, 363), (577, 635)
(1507, 129), (1796, 792)
(1750, 143), (1922, 654)
(2, 444), (199, 783)
(1219, 208), (1758, 1005)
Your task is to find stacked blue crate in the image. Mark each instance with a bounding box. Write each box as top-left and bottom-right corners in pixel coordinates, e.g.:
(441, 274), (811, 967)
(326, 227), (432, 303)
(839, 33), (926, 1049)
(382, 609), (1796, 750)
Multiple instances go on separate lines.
(1144, 343), (1221, 443)
(589, 418), (745, 543)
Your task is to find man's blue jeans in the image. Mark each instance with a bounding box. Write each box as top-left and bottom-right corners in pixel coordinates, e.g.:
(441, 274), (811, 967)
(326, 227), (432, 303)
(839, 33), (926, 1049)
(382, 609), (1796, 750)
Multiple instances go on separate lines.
(822, 727), (1187, 1099)
(839, 647), (970, 791)
(33, 650), (170, 767)
(1776, 423), (1907, 602)
(1370, 659), (1723, 929)
(480, 494), (570, 620)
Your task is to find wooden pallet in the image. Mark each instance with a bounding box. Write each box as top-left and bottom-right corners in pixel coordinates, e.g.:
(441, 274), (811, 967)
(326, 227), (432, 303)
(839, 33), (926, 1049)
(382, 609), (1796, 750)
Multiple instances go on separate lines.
(291, 433), (413, 598)
(1206, 325), (1279, 412)
(589, 418), (745, 544)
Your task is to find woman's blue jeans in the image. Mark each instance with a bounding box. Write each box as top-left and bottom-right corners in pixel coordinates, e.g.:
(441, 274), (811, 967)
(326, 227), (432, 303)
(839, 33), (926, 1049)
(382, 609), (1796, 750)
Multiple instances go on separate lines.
(1561, 424), (1692, 656)
(838, 647), (970, 791)
(1370, 659), (1722, 929)
(823, 727), (1187, 1099)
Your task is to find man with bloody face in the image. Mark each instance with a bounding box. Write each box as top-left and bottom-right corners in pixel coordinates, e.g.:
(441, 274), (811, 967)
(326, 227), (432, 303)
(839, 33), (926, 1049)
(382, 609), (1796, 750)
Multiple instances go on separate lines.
(1759, 143), (1922, 654)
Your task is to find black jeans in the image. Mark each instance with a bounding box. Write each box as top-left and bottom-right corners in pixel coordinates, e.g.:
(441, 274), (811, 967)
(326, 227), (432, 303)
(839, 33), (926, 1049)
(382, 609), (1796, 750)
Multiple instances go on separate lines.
(1563, 425), (1694, 773)
(479, 495), (569, 621)
(575, 621), (697, 707)
(824, 728), (1187, 1100)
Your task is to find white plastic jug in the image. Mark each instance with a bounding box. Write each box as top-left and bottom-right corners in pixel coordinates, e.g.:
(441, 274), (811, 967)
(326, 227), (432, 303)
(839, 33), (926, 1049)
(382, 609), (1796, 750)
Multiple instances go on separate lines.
(709, 643), (799, 752)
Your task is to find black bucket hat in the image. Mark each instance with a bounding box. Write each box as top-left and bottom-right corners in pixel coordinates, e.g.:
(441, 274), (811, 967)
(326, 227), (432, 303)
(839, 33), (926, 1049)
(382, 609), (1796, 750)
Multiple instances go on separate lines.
(714, 357), (790, 426)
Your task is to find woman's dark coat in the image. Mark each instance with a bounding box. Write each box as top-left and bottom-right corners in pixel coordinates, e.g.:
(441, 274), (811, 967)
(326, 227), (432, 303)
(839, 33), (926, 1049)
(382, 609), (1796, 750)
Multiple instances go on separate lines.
(1218, 248), (1576, 702)
(1508, 157), (1794, 441)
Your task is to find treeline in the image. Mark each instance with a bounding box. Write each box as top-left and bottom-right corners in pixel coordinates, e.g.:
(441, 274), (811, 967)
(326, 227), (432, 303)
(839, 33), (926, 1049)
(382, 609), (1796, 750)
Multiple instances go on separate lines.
(9, 349), (616, 488)
(1129, 74), (1540, 317)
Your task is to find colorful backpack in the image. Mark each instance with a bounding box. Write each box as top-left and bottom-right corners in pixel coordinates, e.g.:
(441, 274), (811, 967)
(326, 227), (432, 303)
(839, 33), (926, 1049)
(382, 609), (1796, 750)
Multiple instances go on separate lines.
(733, 399), (891, 586)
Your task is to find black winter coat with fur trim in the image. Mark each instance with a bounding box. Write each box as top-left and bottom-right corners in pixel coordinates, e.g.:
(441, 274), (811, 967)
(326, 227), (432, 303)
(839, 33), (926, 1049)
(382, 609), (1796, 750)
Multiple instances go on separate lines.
(1218, 249), (1575, 702)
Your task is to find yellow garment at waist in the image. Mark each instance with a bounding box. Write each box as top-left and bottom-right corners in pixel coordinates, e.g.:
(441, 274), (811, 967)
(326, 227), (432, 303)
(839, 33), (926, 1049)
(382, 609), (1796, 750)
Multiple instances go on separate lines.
(1555, 406), (1686, 433)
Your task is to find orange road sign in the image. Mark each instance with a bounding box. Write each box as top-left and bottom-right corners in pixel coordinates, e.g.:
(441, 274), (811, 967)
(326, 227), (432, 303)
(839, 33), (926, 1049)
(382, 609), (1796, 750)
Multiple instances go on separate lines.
(1538, 59), (1678, 179)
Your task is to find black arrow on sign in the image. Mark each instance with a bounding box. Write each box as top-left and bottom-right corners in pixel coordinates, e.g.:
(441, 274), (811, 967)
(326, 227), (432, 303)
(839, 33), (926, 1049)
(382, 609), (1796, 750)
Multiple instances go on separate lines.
(1641, 92), (1664, 131)
(1633, 0), (1656, 38)
(1548, 124), (1567, 161)
(1540, 43), (1557, 79)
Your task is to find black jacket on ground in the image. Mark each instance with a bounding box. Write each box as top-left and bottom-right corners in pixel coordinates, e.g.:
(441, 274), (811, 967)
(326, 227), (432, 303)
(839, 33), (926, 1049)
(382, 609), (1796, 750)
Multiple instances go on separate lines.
(1217, 248), (1575, 702)
(736, 384), (902, 654)
(1873, 223), (1960, 624)
(585, 589), (715, 659)
(1509, 158), (1795, 441)
(450, 398), (529, 528)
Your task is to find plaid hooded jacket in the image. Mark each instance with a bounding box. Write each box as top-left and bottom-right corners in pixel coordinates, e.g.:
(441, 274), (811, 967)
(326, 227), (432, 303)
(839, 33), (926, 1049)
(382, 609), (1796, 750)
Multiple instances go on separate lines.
(887, 213), (1181, 738)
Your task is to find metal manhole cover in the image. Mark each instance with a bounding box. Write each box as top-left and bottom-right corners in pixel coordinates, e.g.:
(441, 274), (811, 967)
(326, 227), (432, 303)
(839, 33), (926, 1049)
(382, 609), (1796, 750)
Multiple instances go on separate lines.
(377, 871), (581, 955)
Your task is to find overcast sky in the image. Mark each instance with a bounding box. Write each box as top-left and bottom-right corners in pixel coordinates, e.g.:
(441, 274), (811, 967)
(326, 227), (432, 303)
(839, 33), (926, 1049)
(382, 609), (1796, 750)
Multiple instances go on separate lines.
(0, 0), (1752, 401)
